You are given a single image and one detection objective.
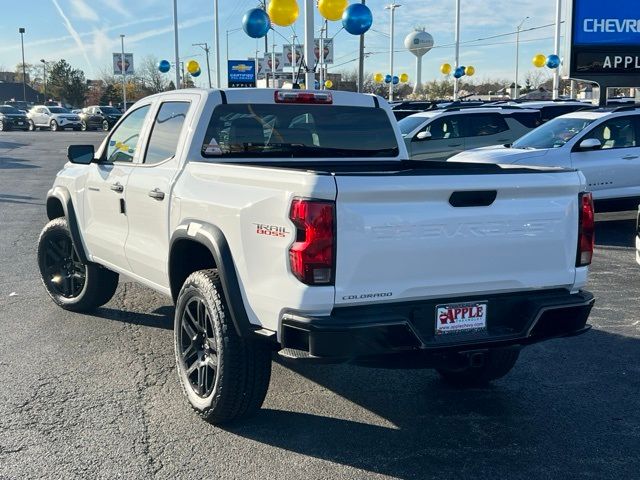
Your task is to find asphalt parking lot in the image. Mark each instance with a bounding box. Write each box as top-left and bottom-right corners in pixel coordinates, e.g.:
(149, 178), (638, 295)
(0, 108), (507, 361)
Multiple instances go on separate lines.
(1, 131), (639, 480)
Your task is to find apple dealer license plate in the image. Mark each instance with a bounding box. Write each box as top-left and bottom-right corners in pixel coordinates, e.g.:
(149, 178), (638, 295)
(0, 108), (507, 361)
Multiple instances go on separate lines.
(436, 302), (487, 335)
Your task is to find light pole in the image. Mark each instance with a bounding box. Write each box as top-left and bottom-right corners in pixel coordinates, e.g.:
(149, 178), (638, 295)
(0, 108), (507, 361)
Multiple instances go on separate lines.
(357, 0), (366, 93)
(552, 0), (562, 99)
(303, 0), (315, 88)
(40, 59), (47, 101)
(514, 16), (529, 100)
(173, 0), (181, 89)
(214, 0), (221, 88)
(193, 43), (212, 88)
(120, 34), (127, 112)
(453, 0), (460, 100)
(385, 3), (401, 101)
(18, 28), (26, 102)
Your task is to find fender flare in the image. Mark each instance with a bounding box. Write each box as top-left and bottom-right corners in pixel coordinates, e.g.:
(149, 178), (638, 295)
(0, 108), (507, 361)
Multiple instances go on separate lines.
(46, 186), (89, 264)
(170, 222), (252, 338)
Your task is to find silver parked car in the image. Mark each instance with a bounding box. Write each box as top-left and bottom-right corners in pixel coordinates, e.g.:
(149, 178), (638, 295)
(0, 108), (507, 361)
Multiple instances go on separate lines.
(398, 107), (541, 161)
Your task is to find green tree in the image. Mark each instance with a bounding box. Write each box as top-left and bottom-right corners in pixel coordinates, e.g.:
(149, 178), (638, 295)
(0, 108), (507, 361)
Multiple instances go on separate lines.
(47, 59), (88, 107)
(100, 83), (121, 105)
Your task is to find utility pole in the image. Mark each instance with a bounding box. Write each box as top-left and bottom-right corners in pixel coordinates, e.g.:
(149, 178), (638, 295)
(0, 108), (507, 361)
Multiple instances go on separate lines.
(18, 28), (26, 102)
(40, 59), (47, 101)
(514, 16), (529, 100)
(453, 0), (460, 100)
(214, 0), (221, 88)
(304, 0), (315, 88)
(120, 34), (127, 112)
(272, 33), (277, 88)
(552, 0), (562, 99)
(385, 3), (401, 101)
(173, 0), (181, 89)
(357, 0), (365, 93)
(193, 43), (212, 88)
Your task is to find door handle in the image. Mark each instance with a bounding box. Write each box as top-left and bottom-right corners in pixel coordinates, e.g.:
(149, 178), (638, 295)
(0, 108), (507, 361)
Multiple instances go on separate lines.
(448, 143), (462, 147)
(148, 188), (165, 200)
(622, 155), (639, 160)
(110, 182), (124, 193)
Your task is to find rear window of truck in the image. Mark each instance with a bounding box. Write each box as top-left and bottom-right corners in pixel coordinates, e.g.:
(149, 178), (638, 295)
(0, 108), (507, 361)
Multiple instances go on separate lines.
(201, 104), (399, 158)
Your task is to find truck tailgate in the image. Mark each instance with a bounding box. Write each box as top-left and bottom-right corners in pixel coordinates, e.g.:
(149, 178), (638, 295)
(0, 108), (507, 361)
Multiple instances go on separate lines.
(334, 170), (583, 305)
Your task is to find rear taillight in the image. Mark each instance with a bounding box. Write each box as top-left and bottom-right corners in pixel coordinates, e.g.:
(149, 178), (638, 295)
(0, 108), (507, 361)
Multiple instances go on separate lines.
(577, 192), (595, 266)
(289, 198), (335, 285)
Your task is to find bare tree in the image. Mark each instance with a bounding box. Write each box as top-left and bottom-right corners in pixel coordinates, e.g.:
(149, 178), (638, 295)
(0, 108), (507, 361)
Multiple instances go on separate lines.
(139, 55), (169, 94)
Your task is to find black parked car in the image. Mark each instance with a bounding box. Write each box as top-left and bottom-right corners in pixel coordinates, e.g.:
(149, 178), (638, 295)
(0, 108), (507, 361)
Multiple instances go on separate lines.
(0, 105), (30, 131)
(79, 105), (123, 131)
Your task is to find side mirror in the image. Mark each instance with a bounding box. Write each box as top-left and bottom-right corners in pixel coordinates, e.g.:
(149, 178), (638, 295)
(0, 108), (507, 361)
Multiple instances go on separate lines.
(67, 145), (95, 164)
(415, 131), (432, 141)
(577, 138), (602, 151)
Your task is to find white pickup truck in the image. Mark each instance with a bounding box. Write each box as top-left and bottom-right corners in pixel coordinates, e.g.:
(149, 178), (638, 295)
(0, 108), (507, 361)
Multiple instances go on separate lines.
(38, 88), (595, 424)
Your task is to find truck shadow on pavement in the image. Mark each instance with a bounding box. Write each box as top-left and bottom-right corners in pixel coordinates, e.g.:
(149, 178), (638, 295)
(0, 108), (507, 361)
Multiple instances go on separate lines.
(224, 328), (639, 479)
(0, 194), (43, 206)
(0, 156), (40, 170)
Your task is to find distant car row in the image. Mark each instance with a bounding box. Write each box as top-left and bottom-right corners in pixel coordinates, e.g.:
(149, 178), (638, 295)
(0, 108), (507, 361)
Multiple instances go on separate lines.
(0, 105), (122, 132)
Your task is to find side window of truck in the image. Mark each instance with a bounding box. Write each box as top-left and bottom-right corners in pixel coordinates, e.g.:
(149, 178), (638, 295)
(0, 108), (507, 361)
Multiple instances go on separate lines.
(105, 105), (151, 163)
(143, 102), (190, 164)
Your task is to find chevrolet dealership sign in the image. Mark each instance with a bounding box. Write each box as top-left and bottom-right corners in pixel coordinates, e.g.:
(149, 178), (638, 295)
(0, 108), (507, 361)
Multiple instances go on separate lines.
(566, 0), (640, 82)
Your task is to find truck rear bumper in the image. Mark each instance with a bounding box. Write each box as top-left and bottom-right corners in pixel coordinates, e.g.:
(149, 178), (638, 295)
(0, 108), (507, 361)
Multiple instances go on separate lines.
(279, 289), (594, 364)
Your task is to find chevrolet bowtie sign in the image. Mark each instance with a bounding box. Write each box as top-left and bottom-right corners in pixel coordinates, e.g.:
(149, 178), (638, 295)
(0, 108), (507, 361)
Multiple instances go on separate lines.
(566, 0), (640, 87)
(227, 60), (256, 88)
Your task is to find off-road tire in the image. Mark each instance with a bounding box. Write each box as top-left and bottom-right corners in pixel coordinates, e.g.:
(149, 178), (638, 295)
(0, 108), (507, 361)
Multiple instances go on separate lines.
(37, 217), (119, 312)
(436, 348), (520, 387)
(174, 269), (272, 424)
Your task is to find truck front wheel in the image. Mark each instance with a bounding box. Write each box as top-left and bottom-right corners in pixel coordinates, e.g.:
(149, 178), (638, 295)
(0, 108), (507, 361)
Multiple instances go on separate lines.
(174, 270), (272, 424)
(436, 348), (520, 386)
(37, 217), (119, 312)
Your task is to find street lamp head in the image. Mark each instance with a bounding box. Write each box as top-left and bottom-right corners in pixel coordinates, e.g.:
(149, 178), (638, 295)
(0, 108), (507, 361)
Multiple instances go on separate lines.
(19, 27), (25, 33)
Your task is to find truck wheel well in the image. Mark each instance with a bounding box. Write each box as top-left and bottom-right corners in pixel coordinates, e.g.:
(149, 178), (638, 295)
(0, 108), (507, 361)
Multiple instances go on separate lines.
(169, 239), (217, 302)
(46, 197), (65, 220)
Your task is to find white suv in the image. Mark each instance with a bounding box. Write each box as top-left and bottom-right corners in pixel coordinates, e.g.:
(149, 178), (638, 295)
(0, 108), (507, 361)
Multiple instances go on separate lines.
(398, 107), (541, 161)
(450, 106), (640, 206)
(28, 105), (82, 131)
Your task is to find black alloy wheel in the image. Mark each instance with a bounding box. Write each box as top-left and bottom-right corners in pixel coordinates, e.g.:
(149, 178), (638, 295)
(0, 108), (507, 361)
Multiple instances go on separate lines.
(41, 234), (86, 299)
(178, 297), (219, 398)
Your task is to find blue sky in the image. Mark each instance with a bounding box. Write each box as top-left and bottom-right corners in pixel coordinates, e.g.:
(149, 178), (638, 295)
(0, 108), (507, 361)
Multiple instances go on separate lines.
(0, 0), (568, 86)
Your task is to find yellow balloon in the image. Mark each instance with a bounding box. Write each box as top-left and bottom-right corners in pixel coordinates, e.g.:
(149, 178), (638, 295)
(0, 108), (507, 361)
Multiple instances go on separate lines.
(374, 72), (384, 83)
(465, 66), (475, 76)
(532, 54), (547, 68)
(440, 63), (452, 75)
(318, 0), (348, 21)
(324, 80), (333, 89)
(399, 73), (409, 83)
(187, 60), (200, 74)
(268, 0), (299, 27)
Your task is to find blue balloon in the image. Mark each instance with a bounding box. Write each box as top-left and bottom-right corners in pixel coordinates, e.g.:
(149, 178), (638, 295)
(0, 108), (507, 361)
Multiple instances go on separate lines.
(392, 75), (399, 85)
(342, 4), (373, 35)
(384, 74), (392, 84)
(191, 68), (201, 77)
(453, 67), (465, 79)
(242, 8), (271, 39)
(546, 54), (561, 69)
(158, 59), (171, 73)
